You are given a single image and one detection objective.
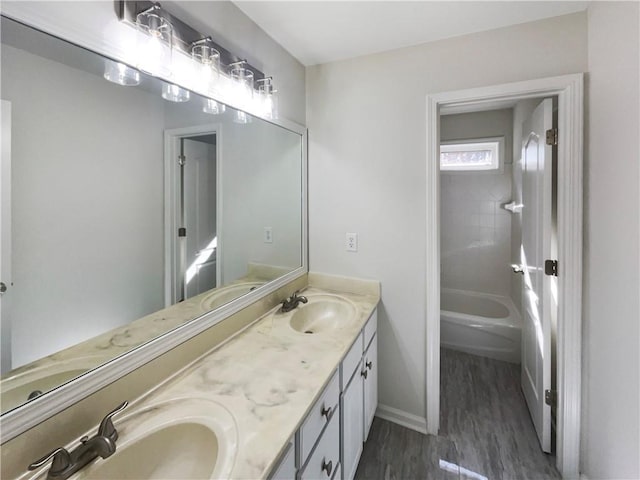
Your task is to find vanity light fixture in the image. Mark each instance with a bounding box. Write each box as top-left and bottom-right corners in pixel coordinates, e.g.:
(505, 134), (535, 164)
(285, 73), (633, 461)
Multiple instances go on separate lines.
(162, 82), (190, 102)
(103, 60), (141, 86)
(233, 110), (252, 124)
(256, 77), (278, 120)
(191, 37), (220, 92)
(134, 3), (173, 77)
(202, 99), (226, 115)
(118, 1), (277, 119)
(229, 61), (254, 109)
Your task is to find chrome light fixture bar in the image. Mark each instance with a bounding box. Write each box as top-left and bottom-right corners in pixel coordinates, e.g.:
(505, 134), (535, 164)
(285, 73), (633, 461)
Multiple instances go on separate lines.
(117, 0), (266, 86)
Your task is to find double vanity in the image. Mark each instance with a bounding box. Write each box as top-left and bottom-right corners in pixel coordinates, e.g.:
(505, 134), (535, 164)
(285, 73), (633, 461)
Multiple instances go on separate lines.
(18, 276), (380, 480)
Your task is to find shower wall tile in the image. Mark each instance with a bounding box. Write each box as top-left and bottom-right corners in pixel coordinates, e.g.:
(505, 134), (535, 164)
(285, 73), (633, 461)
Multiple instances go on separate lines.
(441, 166), (513, 296)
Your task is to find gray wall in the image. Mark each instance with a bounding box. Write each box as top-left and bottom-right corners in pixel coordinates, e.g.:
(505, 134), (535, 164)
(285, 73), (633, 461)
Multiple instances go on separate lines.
(583, 2), (639, 477)
(440, 109), (514, 298)
(307, 11), (587, 429)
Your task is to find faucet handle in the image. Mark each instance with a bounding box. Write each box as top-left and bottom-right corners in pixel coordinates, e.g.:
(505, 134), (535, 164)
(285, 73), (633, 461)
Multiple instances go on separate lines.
(97, 400), (128, 441)
(28, 447), (71, 473)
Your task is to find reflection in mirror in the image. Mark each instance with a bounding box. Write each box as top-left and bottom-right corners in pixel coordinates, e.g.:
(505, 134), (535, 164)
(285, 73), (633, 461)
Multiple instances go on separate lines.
(0, 16), (304, 414)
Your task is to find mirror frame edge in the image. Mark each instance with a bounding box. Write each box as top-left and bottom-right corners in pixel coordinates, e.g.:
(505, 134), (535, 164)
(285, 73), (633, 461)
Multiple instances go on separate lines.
(0, 120), (308, 443)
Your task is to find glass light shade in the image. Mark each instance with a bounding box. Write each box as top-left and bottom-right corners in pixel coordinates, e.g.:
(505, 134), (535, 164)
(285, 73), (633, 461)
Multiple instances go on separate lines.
(256, 77), (278, 119)
(135, 6), (173, 77)
(162, 83), (190, 102)
(202, 99), (226, 115)
(191, 43), (220, 93)
(233, 110), (252, 124)
(103, 61), (141, 86)
(229, 65), (254, 108)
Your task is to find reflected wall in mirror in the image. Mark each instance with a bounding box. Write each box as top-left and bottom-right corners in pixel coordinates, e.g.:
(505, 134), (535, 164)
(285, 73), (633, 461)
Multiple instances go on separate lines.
(0, 16), (304, 414)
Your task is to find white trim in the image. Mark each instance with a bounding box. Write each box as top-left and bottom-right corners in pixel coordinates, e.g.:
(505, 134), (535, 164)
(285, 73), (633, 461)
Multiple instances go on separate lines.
(375, 404), (427, 434)
(1, 100), (13, 375)
(425, 94), (440, 435)
(425, 74), (583, 479)
(163, 124), (223, 306)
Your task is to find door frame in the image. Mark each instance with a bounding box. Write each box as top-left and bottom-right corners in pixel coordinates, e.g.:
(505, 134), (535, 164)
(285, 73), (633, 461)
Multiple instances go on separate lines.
(1, 100), (12, 374)
(425, 74), (583, 478)
(164, 124), (222, 306)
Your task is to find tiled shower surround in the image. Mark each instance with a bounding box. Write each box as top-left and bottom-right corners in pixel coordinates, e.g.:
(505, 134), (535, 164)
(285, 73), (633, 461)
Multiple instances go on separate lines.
(440, 167), (513, 296)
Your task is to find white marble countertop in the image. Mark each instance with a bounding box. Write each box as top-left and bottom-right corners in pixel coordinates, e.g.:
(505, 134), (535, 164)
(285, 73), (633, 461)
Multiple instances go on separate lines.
(120, 284), (380, 479)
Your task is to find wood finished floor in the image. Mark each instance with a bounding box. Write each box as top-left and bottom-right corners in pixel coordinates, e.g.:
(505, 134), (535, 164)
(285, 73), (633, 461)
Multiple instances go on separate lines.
(354, 349), (560, 480)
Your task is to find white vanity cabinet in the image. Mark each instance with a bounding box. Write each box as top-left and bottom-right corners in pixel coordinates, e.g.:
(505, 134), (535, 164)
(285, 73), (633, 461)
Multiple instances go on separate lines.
(363, 332), (378, 441)
(341, 309), (378, 480)
(268, 308), (378, 480)
(270, 442), (296, 480)
(297, 371), (341, 480)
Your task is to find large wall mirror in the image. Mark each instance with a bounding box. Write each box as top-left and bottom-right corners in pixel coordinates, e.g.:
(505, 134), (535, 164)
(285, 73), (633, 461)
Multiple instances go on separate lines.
(0, 15), (306, 423)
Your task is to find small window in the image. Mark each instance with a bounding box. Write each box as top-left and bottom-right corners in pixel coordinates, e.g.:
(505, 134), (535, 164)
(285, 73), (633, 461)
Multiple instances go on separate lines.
(440, 137), (504, 172)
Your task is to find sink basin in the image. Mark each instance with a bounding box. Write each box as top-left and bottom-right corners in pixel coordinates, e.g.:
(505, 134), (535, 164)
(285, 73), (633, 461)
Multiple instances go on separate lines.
(289, 295), (357, 334)
(25, 398), (238, 480)
(200, 282), (265, 311)
(1, 356), (109, 414)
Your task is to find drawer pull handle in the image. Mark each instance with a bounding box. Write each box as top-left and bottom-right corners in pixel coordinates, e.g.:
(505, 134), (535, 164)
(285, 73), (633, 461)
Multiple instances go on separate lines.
(366, 361), (373, 370)
(322, 459), (333, 477)
(361, 369), (368, 379)
(321, 405), (332, 420)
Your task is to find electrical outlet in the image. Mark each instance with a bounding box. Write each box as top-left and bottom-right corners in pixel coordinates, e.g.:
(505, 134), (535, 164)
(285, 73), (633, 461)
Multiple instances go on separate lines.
(346, 232), (358, 252)
(264, 227), (273, 243)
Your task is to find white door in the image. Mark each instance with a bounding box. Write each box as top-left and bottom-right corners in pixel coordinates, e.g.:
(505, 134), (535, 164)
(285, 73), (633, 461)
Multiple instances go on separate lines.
(1, 100), (12, 374)
(181, 136), (218, 299)
(520, 98), (554, 452)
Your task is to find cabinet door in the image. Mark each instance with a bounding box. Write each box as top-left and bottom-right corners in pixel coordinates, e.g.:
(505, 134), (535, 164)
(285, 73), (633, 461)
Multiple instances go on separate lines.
(363, 333), (377, 441)
(341, 360), (364, 480)
(270, 442), (296, 480)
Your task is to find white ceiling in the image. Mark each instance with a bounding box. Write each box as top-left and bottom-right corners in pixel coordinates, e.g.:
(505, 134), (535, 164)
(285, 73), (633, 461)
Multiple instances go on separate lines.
(233, 1), (589, 66)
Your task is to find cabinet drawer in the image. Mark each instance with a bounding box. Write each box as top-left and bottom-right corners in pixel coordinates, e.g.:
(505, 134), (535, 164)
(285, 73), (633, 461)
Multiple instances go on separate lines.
(300, 405), (340, 480)
(363, 309), (377, 349)
(340, 332), (363, 391)
(299, 370), (340, 463)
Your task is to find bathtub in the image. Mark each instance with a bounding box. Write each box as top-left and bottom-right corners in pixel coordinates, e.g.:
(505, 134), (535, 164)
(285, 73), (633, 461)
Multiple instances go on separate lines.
(440, 288), (522, 364)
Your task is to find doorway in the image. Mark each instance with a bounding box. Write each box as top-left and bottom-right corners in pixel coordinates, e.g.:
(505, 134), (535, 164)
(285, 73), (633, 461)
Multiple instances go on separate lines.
(425, 74), (583, 478)
(164, 125), (222, 306)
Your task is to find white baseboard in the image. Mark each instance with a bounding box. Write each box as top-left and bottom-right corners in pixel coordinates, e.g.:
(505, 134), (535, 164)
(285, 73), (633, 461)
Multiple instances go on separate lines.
(579, 474), (588, 480)
(375, 404), (428, 434)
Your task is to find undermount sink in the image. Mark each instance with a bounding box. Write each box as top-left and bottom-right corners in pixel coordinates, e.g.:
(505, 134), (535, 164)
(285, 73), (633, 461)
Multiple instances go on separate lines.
(25, 399), (238, 480)
(200, 282), (265, 311)
(289, 295), (357, 334)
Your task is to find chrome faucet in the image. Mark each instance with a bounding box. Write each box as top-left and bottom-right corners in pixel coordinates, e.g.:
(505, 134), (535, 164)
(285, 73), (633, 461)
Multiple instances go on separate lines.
(28, 401), (128, 480)
(281, 291), (308, 313)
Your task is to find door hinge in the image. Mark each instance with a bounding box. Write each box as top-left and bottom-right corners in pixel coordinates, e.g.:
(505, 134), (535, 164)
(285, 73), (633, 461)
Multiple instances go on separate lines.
(546, 128), (558, 146)
(544, 259), (558, 277)
(545, 389), (558, 407)
(178, 227), (186, 237)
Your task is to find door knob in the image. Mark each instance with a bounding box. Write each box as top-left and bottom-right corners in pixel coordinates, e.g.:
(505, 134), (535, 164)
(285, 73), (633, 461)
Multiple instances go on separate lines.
(0, 282), (6, 293)
(511, 264), (525, 275)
